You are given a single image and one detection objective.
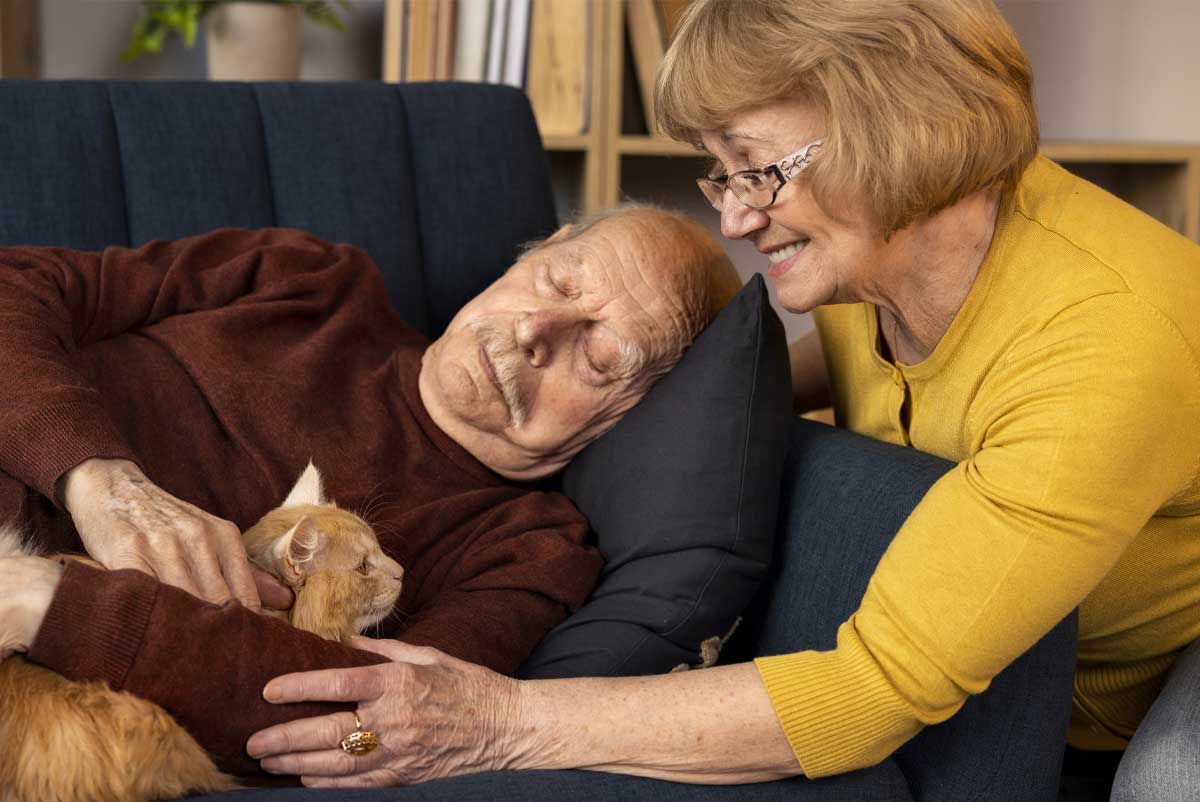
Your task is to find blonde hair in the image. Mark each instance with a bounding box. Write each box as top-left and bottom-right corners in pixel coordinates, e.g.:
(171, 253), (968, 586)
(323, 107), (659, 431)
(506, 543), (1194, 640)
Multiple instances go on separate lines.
(657, 0), (1039, 234)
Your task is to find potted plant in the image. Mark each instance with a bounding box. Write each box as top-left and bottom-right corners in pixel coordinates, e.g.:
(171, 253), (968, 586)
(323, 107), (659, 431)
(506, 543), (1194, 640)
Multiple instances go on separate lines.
(122, 1), (349, 81)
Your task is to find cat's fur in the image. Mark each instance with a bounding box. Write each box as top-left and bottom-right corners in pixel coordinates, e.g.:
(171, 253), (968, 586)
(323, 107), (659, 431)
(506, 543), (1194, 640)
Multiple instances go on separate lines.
(0, 463), (403, 802)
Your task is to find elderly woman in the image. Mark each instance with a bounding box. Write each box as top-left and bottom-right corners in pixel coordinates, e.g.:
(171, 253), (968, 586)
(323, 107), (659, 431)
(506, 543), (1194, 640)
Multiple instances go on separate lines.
(236, 2), (1200, 798)
(9, 1), (1195, 800)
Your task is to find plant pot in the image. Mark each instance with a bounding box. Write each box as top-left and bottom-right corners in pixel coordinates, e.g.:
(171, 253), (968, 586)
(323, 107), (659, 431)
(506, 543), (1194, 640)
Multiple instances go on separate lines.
(205, 3), (302, 81)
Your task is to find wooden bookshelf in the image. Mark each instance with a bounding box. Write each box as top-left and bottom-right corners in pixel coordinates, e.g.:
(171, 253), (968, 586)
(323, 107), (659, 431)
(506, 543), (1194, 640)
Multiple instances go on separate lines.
(547, 1), (1200, 244)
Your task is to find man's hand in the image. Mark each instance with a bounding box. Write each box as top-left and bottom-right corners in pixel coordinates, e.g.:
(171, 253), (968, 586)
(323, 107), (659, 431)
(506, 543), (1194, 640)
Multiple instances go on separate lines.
(59, 458), (276, 610)
(0, 555), (63, 661)
(247, 638), (520, 787)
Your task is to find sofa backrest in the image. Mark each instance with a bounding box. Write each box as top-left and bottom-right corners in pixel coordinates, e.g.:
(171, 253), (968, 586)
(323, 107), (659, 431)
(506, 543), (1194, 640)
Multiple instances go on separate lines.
(0, 80), (558, 337)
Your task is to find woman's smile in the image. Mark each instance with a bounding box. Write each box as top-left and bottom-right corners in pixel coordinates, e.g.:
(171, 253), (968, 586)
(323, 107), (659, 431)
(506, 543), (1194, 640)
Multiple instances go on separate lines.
(765, 239), (811, 278)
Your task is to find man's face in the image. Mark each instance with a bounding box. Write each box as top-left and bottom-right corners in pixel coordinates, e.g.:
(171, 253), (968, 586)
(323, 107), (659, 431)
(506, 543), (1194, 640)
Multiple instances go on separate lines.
(419, 216), (698, 480)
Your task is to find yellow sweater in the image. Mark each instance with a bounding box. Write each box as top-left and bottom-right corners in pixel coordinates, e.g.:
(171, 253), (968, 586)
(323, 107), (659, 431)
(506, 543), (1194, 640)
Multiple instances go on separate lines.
(755, 156), (1200, 778)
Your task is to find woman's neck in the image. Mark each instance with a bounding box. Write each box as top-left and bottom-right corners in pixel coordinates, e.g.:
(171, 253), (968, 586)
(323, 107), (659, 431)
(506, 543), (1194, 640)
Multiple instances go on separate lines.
(871, 187), (1003, 365)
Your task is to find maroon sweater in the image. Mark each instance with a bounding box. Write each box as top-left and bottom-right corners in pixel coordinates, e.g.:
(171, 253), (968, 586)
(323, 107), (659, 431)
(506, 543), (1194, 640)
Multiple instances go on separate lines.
(0, 228), (600, 778)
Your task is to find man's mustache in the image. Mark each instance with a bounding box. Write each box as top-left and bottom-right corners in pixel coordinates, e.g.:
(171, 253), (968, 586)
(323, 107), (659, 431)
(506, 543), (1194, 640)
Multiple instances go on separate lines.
(469, 322), (528, 428)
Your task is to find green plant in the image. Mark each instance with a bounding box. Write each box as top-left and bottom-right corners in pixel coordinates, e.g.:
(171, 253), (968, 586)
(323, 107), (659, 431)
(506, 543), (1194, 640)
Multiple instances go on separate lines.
(121, 0), (350, 63)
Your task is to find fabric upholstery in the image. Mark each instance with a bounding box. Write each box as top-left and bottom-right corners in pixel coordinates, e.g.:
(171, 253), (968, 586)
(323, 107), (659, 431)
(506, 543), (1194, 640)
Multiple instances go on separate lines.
(0, 79), (557, 336)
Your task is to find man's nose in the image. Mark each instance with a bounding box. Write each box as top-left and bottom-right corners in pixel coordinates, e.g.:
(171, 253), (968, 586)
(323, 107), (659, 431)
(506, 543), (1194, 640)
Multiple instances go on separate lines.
(720, 194), (771, 240)
(515, 308), (574, 367)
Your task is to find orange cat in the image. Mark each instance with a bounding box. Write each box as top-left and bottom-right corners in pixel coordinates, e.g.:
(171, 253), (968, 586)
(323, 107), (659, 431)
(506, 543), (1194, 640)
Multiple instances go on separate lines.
(0, 463), (403, 802)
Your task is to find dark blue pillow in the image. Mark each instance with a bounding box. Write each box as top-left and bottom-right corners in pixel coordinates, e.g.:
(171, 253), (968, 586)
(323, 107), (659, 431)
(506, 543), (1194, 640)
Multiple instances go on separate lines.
(520, 276), (791, 677)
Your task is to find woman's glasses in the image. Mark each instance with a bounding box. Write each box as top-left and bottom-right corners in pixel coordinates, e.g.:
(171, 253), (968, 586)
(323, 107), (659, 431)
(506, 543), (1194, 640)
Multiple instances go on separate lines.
(697, 140), (823, 211)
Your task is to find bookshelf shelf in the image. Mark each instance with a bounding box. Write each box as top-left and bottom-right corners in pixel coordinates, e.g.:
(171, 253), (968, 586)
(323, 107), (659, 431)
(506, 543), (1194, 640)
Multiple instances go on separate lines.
(543, 135), (592, 152)
(616, 135), (701, 157)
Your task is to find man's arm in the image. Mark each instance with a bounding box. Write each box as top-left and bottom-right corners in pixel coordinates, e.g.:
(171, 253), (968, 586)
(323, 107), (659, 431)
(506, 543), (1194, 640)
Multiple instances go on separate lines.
(21, 560), (387, 779)
(392, 491), (603, 675)
(0, 229), (373, 607)
(0, 228), (351, 503)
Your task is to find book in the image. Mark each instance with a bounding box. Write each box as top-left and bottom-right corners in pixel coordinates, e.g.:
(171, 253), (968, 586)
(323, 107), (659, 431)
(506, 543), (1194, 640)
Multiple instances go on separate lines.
(406, 0), (436, 82)
(526, 0), (590, 135)
(382, 0), (405, 81)
(502, 0), (532, 88)
(485, 0), (509, 84)
(627, 0), (667, 135)
(434, 0), (457, 80)
(453, 0), (492, 81)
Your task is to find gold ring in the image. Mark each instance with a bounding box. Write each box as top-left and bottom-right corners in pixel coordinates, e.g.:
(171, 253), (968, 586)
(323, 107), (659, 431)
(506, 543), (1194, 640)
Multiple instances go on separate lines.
(339, 711), (379, 756)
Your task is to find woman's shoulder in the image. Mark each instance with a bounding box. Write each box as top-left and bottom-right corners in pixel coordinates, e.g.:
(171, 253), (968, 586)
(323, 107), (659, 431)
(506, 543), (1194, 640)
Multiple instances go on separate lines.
(992, 157), (1200, 355)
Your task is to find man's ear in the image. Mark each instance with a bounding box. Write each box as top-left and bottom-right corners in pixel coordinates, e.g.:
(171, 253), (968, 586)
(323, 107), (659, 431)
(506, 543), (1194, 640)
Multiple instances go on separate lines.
(276, 516), (324, 584)
(282, 461), (326, 508)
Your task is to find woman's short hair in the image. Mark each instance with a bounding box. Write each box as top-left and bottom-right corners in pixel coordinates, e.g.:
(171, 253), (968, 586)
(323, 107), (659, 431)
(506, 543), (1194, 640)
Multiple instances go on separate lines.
(657, 0), (1039, 234)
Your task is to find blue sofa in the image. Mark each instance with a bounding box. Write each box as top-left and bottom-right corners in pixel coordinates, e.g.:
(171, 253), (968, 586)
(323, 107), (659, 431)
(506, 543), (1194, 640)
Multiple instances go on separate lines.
(0, 80), (1076, 802)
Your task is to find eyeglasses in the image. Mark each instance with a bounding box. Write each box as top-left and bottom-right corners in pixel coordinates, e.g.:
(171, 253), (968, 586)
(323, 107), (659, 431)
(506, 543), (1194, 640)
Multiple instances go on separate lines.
(697, 140), (823, 211)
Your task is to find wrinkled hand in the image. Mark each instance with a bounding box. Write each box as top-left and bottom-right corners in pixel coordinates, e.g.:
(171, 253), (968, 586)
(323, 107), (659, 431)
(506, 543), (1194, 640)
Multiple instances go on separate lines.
(0, 555), (63, 661)
(59, 458), (287, 611)
(247, 638), (520, 787)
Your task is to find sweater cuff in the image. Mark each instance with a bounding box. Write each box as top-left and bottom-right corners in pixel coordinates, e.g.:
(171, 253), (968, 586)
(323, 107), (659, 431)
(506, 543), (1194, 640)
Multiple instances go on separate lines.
(27, 561), (158, 690)
(0, 399), (138, 507)
(754, 617), (923, 778)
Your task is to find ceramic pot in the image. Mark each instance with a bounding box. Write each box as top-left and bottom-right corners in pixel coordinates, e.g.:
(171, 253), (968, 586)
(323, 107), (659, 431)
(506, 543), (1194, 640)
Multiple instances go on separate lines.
(205, 3), (302, 81)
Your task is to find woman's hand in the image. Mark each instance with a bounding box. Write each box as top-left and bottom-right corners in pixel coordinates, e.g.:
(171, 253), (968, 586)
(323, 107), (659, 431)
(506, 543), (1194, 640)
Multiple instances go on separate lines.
(247, 638), (520, 787)
(58, 457), (287, 611)
(0, 555), (63, 661)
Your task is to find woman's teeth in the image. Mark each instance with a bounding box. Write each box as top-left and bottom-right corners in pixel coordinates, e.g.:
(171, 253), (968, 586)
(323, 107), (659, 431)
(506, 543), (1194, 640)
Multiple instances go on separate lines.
(767, 240), (810, 263)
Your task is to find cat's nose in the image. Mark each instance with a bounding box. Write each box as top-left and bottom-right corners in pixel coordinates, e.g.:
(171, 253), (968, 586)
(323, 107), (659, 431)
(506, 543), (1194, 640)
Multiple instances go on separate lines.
(383, 557), (404, 582)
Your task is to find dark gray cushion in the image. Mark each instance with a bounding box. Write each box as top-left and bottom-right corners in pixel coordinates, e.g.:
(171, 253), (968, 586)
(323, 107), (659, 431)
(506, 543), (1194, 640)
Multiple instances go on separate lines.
(520, 275), (792, 677)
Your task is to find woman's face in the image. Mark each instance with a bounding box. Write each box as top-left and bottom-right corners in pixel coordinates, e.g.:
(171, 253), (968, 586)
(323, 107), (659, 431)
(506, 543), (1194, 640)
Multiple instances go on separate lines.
(700, 99), (895, 313)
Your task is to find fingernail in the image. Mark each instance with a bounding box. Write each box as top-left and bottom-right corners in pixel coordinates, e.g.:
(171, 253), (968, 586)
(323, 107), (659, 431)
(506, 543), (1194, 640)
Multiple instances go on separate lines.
(263, 683), (281, 702)
(261, 758), (280, 773)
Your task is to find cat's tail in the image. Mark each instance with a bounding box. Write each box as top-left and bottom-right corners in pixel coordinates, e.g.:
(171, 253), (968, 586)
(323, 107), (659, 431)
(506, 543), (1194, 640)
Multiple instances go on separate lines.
(0, 521), (36, 558)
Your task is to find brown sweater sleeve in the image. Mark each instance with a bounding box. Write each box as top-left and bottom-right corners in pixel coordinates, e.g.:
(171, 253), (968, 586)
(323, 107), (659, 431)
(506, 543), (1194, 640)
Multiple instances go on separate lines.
(27, 561), (388, 780)
(396, 492), (602, 675)
(0, 228), (369, 502)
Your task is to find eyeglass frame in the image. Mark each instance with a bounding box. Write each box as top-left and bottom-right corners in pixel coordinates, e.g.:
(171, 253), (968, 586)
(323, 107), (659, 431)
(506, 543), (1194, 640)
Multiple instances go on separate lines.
(697, 140), (824, 211)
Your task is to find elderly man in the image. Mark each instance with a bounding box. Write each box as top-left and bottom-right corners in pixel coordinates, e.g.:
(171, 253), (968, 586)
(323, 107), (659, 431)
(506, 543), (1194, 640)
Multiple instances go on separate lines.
(0, 206), (739, 777)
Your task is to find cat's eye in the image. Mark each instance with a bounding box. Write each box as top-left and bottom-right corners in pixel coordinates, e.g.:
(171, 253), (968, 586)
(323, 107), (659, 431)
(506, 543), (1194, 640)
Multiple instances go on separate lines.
(356, 558), (370, 575)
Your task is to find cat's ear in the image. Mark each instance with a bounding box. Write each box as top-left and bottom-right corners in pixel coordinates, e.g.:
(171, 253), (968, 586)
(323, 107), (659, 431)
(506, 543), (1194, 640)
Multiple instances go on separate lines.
(278, 515), (324, 583)
(283, 461), (326, 508)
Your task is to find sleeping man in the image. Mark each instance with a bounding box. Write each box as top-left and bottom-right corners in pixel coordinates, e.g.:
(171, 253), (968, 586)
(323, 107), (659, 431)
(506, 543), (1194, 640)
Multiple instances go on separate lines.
(0, 206), (741, 776)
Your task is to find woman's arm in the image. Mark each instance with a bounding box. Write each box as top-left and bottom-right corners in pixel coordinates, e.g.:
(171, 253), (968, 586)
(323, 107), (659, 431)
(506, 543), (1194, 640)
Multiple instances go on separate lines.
(789, 329), (831, 413)
(247, 639), (802, 787)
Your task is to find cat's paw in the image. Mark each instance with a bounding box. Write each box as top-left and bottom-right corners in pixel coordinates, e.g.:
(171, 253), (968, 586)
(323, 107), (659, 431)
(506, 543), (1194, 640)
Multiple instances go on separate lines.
(0, 556), (64, 655)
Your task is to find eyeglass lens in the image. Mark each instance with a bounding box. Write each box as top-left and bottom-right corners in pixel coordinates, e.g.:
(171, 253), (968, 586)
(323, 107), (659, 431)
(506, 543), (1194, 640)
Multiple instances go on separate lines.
(697, 172), (775, 211)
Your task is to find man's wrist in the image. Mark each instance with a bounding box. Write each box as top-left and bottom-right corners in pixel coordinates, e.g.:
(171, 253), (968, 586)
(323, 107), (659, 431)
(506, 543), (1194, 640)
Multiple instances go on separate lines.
(57, 457), (141, 513)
